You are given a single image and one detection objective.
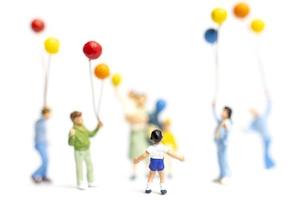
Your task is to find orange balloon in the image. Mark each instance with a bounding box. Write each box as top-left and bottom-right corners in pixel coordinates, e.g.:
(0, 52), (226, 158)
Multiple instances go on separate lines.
(233, 2), (250, 18)
(94, 63), (110, 80)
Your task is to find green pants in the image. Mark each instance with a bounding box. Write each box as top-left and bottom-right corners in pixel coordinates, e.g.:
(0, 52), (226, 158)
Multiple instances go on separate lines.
(74, 150), (94, 185)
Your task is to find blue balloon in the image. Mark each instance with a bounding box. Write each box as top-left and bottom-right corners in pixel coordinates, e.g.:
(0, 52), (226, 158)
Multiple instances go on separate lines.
(156, 99), (167, 113)
(204, 28), (218, 44)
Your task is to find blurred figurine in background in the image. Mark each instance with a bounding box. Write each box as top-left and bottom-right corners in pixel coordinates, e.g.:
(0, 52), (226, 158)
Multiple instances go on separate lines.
(32, 107), (52, 184)
(134, 129), (184, 195)
(68, 111), (103, 190)
(148, 99), (167, 129)
(212, 100), (233, 184)
(248, 91), (275, 169)
(125, 91), (149, 180)
(161, 119), (178, 179)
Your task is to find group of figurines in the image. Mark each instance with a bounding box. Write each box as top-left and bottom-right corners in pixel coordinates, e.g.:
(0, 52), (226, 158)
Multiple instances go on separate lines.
(31, 88), (275, 195)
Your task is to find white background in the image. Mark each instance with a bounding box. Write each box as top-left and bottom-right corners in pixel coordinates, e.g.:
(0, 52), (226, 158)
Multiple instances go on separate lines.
(0, 0), (299, 199)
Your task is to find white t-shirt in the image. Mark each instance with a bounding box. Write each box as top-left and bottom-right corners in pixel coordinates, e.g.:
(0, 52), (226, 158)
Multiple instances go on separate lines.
(146, 144), (169, 159)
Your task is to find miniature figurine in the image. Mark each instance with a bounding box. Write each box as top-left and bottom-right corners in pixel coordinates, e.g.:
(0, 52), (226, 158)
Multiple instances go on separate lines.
(68, 111), (102, 190)
(134, 129), (184, 195)
(248, 91), (275, 169)
(148, 99), (167, 129)
(32, 107), (52, 184)
(212, 100), (233, 184)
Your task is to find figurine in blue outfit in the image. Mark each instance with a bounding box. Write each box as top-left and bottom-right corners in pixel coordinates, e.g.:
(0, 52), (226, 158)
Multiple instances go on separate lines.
(148, 99), (167, 129)
(248, 91), (275, 169)
(32, 107), (52, 184)
(212, 100), (233, 184)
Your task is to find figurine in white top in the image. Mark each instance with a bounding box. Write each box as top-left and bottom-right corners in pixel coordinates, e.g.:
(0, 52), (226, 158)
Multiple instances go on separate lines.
(134, 129), (184, 195)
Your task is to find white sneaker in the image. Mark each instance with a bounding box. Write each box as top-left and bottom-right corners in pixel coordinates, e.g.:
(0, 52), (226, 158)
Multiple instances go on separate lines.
(220, 177), (230, 185)
(88, 182), (96, 188)
(77, 184), (86, 190)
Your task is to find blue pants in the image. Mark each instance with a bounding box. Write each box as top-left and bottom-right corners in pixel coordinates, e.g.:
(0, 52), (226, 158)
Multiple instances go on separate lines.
(32, 144), (48, 178)
(263, 138), (275, 169)
(217, 144), (229, 179)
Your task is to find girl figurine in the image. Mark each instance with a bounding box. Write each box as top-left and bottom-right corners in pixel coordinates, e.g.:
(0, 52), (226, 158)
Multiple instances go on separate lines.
(212, 100), (233, 184)
(134, 129), (184, 195)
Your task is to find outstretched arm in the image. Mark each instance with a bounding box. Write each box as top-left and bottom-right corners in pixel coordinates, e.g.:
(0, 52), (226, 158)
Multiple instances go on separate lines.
(264, 91), (272, 117)
(166, 151), (184, 161)
(212, 101), (219, 122)
(89, 121), (103, 137)
(264, 100), (272, 117)
(133, 151), (149, 164)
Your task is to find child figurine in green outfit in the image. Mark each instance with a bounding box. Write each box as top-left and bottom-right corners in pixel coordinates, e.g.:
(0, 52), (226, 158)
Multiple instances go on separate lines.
(68, 111), (103, 190)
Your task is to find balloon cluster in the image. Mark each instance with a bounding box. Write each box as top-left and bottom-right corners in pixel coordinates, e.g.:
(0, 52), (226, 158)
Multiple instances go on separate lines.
(82, 41), (123, 120)
(31, 18), (60, 107)
(204, 2), (265, 44)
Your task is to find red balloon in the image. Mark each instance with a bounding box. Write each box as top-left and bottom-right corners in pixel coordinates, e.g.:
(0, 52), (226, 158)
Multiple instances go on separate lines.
(31, 19), (45, 33)
(83, 41), (102, 60)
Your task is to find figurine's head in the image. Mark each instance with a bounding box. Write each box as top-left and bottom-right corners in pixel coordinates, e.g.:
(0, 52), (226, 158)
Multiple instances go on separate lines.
(155, 99), (167, 113)
(128, 91), (146, 107)
(222, 106), (232, 120)
(128, 90), (136, 99)
(70, 111), (83, 125)
(137, 93), (147, 107)
(150, 129), (163, 144)
(41, 107), (51, 120)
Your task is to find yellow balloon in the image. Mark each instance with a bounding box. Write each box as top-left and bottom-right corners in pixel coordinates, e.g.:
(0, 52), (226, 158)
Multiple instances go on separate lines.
(111, 73), (122, 87)
(251, 19), (265, 33)
(211, 8), (227, 25)
(44, 37), (60, 54)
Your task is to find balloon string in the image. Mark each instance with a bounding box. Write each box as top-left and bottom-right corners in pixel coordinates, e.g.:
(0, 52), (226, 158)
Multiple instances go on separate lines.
(255, 41), (268, 95)
(96, 80), (105, 119)
(214, 26), (221, 100)
(43, 55), (51, 107)
(89, 60), (99, 121)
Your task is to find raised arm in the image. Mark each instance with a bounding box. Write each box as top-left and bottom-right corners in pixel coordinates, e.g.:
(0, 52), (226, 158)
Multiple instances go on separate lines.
(212, 101), (219, 122)
(264, 98), (272, 117)
(166, 150), (184, 162)
(133, 151), (149, 164)
(88, 121), (103, 137)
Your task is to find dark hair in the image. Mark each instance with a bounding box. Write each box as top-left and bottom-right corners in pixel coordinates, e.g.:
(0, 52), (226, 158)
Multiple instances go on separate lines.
(70, 111), (82, 121)
(41, 107), (51, 115)
(224, 106), (232, 119)
(150, 129), (163, 144)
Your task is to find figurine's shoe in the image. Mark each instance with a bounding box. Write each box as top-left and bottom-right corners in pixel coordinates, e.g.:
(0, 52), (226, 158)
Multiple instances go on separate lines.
(88, 182), (96, 188)
(77, 184), (86, 190)
(145, 189), (152, 194)
(161, 189), (167, 195)
(213, 178), (222, 184)
(31, 176), (42, 184)
(129, 175), (137, 181)
(219, 177), (230, 185)
(42, 177), (52, 183)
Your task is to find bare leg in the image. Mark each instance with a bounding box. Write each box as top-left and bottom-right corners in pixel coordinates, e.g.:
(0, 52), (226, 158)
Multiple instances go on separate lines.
(159, 171), (167, 195)
(145, 171), (156, 193)
(166, 156), (173, 178)
(130, 162), (137, 180)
